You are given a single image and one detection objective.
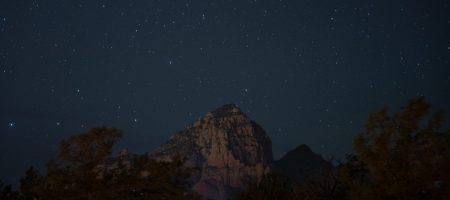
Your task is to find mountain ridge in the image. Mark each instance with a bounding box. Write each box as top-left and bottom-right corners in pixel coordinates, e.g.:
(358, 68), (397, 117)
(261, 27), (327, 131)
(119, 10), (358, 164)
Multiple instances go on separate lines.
(150, 104), (327, 200)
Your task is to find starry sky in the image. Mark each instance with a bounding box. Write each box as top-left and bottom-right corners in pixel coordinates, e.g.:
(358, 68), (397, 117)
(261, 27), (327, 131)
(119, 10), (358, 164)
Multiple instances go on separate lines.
(1, 0), (450, 184)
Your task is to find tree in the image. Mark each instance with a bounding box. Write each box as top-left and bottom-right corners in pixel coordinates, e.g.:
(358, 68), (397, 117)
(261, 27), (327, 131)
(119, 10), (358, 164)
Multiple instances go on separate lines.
(19, 166), (43, 200)
(293, 158), (346, 200)
(24, 126), (194, 200)
(342, 97), (450, 199)
(58, 126), (123, 168)
(235, 174), (293, 200)
(0, 179), (20, 200)
(37, 127), (123, 199)
(108, 154), (194, 200)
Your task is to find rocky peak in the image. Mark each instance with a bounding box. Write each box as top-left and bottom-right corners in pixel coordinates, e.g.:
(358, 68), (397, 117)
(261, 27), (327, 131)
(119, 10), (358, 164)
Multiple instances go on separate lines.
(189, 104), (250, 131)
(209, 104), (244, 116)
(275, 144), (330, 183)
(150, 104), (273, 200)
(283, 144), (315, 159)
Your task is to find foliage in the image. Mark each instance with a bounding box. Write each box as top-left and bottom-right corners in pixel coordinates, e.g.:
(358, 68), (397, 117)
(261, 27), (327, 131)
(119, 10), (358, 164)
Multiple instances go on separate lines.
(235, 174), (293, 200)
(341, 97), (450, 199)
(32, 127), (123, 199)
(15, 127), (194, 200)
(235, 97), (450, 200)
(19, 166), (43, 200)
(293, 158), (346, 200)
(58, 126), (123, 168)
(103, 154), (194, 200)
(0, 180), (20, 200)
(235, 167), (347, 200)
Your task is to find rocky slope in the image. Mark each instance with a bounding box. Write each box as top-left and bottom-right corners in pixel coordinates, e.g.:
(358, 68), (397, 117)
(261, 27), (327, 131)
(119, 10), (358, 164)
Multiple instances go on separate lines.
(274, 144), (330, 183)
(150, 104), (273, 200)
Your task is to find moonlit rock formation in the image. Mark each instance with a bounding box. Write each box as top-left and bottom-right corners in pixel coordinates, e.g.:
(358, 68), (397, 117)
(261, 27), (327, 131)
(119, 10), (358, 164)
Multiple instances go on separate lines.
(150, 104), (273, 200)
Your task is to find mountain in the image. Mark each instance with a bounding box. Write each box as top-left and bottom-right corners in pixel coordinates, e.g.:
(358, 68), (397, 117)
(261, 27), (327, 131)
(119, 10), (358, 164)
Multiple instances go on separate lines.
(274, 144), (330, 183)
(150, 104), (273, 200)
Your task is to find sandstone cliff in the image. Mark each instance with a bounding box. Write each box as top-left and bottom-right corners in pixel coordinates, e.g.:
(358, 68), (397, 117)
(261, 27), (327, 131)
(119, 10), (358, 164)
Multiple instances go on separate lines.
(150, 104), (273, 200)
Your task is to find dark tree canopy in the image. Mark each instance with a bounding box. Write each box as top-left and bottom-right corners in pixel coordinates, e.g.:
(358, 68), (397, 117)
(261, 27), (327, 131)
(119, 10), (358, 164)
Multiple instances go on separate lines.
(58, 127), (123, 167)
(342, 97), (450, 199)
(236, 98), (450, 200)
(235, 174), (293, 200)
(0, 180), (20, 200)
(14, 127), (194, 200)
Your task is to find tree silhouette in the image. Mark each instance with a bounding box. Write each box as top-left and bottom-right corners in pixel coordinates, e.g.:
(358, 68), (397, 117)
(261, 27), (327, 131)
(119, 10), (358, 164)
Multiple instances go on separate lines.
(19, 127), (194, 200)
(0, 179), (20, 200)
(103, 153), (195, 200)
(235, 174), (293, 200)
(293, 158), (346, 200)
(342, 97), (450, 199)
(36, 127), (123, 199)
(19, 166), (43, 200)
(235, 98), (450, 200)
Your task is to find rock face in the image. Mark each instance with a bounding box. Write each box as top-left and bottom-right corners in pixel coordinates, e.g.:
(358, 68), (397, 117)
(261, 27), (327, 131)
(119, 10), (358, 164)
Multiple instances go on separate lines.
(274, 144), (330, 183)
(150, 104), (273, 200)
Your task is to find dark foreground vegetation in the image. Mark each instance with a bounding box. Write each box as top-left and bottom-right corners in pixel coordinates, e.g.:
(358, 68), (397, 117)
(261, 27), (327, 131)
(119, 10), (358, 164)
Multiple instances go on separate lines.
(1, 127), (195, 200)
(1, 97), (449, 200)
(236, 97), (450, 200)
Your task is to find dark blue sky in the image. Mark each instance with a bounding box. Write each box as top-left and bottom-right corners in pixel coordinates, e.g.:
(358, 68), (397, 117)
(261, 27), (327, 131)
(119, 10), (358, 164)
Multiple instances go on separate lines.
(1, 0), (449, 184)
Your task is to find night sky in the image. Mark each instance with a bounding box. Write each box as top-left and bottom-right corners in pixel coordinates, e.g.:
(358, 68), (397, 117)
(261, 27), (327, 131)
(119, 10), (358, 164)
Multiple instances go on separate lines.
(1, 0), (450, 184)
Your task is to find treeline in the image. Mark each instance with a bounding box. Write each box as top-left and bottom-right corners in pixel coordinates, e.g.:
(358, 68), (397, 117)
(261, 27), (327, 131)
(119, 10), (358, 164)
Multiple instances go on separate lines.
(236, 97), (450, 200)
(1, 97), (449, 200)
(0, 127), (195, 200)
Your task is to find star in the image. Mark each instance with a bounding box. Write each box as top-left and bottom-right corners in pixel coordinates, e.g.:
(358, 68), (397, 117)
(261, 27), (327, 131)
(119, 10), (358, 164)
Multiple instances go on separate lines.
(7, 121), (15, 128)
